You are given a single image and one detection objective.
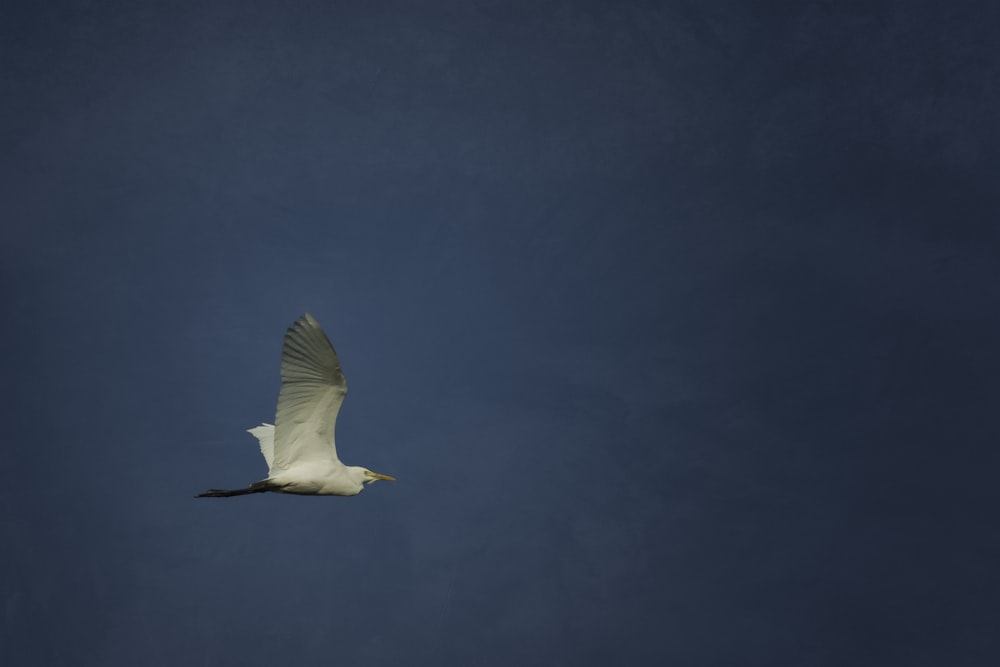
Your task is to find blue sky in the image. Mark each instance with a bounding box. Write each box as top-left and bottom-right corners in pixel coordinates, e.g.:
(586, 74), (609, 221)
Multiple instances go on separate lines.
(3, 1), (998, 665)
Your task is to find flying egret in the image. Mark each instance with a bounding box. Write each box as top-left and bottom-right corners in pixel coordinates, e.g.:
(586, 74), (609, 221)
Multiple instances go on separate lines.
(197, 313), (395, 498)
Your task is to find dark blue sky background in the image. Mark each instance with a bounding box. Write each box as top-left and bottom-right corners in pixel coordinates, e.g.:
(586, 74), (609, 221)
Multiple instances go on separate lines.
(3, 1), (998, 665)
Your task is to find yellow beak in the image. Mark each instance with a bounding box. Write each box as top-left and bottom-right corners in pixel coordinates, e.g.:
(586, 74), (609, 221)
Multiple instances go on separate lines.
(370, 472), (396, 481)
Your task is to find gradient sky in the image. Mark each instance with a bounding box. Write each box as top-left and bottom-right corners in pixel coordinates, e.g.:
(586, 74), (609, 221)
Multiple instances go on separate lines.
(3, 1), (999, 665)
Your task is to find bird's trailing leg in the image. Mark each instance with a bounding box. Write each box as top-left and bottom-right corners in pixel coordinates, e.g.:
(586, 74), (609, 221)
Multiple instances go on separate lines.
(196, 480), (274, 498)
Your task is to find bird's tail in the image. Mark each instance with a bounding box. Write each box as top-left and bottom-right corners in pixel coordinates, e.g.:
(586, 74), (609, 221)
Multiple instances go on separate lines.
(195, 480), (273, 498)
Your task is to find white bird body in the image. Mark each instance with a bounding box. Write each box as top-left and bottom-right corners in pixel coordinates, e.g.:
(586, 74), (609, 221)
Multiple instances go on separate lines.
(267, 457), (367, 496)
(198, 313), (395, 498)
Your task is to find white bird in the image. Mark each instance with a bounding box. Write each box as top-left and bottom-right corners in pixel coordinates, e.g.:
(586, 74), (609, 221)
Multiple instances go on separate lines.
(197, 313), (395, 498)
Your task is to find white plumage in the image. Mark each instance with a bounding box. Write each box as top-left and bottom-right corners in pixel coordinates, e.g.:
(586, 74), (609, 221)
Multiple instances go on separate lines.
(197, 313), (395, 498)
(247, 423), (275, 469)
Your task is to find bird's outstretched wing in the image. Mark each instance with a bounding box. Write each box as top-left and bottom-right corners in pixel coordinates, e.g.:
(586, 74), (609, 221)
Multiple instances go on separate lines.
(271, 313), (348, 472)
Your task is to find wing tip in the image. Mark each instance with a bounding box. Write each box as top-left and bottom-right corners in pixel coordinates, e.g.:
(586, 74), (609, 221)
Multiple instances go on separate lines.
(285, 313), (322, 344)
(295, 312), (319, 328)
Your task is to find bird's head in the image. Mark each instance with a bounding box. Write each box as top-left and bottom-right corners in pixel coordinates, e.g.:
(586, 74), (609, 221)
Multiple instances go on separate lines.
(350, 466), (396, 485)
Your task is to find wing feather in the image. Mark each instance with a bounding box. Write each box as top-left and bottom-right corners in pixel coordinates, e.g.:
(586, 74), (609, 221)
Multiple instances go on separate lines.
(247, 423), (275, 469)
(271, 313), (347, 471)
